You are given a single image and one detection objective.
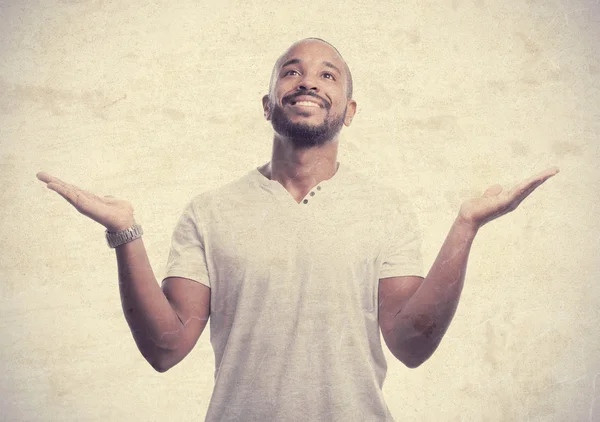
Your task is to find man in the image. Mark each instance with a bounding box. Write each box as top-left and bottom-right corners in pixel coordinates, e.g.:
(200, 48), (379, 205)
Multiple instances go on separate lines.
(37, 38), (558, 421)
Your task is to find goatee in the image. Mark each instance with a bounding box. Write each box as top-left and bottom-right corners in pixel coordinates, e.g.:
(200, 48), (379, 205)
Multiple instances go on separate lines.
(270, 101), (346, 149)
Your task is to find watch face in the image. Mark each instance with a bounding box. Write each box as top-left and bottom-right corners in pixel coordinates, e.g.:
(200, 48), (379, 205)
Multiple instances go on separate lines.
(106, 225), (143, 248)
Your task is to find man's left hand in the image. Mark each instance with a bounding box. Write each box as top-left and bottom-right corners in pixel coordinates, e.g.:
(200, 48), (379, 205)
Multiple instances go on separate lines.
(457, 166), (560, 231)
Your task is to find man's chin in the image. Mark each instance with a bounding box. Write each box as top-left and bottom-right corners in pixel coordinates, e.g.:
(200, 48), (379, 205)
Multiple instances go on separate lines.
(270, 106), (343, 148)
(284, 122), (327, 137)
(285, 113), (326, 125)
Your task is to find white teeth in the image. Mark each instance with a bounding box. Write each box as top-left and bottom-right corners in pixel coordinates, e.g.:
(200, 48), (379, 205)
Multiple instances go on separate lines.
(294, 101), (320, 107)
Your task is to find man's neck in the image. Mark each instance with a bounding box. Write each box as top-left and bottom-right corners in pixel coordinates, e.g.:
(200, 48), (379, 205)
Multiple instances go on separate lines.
(260, 136), (340, 199)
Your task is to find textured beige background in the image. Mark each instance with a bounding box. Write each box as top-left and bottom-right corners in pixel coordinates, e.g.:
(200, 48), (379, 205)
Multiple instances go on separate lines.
(1, 0), (599, 421)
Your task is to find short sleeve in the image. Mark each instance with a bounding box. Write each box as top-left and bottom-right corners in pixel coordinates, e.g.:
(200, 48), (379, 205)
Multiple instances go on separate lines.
(379, 195), (424, 279)
(162, 201), (211, 288)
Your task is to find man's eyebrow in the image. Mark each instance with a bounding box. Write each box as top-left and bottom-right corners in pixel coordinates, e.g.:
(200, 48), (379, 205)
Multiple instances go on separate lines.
(280, 58), (342, 75)
(280, 58), (301, 69)
(322, 61), (342, 75)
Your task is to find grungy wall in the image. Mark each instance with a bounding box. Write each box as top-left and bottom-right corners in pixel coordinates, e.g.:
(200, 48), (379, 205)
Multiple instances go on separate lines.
(1, 0), (599, 421)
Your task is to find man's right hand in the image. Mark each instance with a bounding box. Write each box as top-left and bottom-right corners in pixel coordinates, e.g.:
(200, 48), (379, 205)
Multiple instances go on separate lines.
(36, 172), (136, 232)
(37, 172), (210, 373)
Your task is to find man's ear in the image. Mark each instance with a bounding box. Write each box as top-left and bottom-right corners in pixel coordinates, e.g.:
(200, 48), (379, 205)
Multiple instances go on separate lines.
(343, 99), (357, 126)
(262, 95), (271, 120)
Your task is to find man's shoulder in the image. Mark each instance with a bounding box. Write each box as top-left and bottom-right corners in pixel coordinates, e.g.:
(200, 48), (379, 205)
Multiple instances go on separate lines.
(341, 166), (410, 202)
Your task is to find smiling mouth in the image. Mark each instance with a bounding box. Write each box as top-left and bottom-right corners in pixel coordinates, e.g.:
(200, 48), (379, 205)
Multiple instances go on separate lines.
(290, 100), (321, 108)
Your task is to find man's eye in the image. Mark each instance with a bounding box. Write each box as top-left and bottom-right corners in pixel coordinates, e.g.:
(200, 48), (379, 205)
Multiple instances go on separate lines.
(322, 73), (335, 80)
(284, 70), (299, 76)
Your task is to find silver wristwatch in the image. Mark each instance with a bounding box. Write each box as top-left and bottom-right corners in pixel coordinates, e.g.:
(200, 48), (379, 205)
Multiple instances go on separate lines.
(105, 224), (144, 248)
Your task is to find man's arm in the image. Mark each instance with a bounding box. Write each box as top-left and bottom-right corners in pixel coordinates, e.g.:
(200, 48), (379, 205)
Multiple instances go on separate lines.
(378, 219), (475, 368)
(378, 167), (559, 368)
(37, 172), (209, 372)
(117, 239), (210, 372)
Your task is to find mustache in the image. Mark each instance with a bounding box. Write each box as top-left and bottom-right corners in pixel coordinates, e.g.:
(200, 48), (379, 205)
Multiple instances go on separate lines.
(282, 90), (330, 109)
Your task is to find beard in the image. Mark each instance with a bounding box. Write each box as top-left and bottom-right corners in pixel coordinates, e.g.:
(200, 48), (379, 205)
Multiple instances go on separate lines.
(269, 100), (347, 149)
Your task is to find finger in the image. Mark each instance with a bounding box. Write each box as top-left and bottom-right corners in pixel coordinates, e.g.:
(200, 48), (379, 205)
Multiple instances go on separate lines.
(506, 175), (554, 212)
(523, 166), (559, 186)
(37, 171), (58, 184)
(483, 184), (503, 197)
(508, 181), (544, 210)
(543, 166), (560, 176)
(46, 181), (79, 202)
(103, 195), (119, 205)
(510, 166), (559, 197)
(46, 181), (97, 211)
(37, 172), (76, 188)
(36, 172), (49, 182)
(37, 172), (80, 192)
(40, 172), (94, 201)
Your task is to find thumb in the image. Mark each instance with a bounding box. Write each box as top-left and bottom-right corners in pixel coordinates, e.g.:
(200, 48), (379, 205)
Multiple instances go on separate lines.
(483, 184), (503, 197)
(103, 194), (118, 204)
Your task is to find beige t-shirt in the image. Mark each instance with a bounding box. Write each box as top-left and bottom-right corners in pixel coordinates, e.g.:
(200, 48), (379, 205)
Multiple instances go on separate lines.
(163, 163), (424, 422)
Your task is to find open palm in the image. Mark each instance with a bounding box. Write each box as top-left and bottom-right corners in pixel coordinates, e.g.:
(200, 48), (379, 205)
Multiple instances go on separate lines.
(458, 167), (559, 230)
(36, 172), (135, 232)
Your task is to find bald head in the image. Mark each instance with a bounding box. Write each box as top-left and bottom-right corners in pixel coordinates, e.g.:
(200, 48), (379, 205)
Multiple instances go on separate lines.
(268, 38), (354, 100)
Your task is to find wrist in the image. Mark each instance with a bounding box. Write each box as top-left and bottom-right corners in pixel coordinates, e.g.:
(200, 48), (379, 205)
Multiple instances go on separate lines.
(106, 218), (137, 233)
(453, 214), (480, 237)
(105, 223), (143, 248)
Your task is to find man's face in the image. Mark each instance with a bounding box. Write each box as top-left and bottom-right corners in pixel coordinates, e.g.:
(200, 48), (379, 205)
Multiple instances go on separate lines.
(263, 40), (356, 149)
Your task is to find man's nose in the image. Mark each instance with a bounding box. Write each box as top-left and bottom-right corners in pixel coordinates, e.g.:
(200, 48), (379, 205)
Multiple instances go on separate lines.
(297, 75), (319, 91)
(298, 84), (318, 91)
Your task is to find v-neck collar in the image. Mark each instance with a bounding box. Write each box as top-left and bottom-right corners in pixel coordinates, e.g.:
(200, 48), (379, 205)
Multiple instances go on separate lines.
(251, 162), (345, 206)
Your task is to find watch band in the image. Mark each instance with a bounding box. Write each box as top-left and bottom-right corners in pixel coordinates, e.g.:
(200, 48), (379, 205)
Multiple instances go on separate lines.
(105, 224), (143, 248)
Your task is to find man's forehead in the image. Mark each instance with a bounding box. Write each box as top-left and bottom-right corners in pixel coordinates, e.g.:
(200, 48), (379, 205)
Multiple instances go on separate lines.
(278, 40), (344, 69)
